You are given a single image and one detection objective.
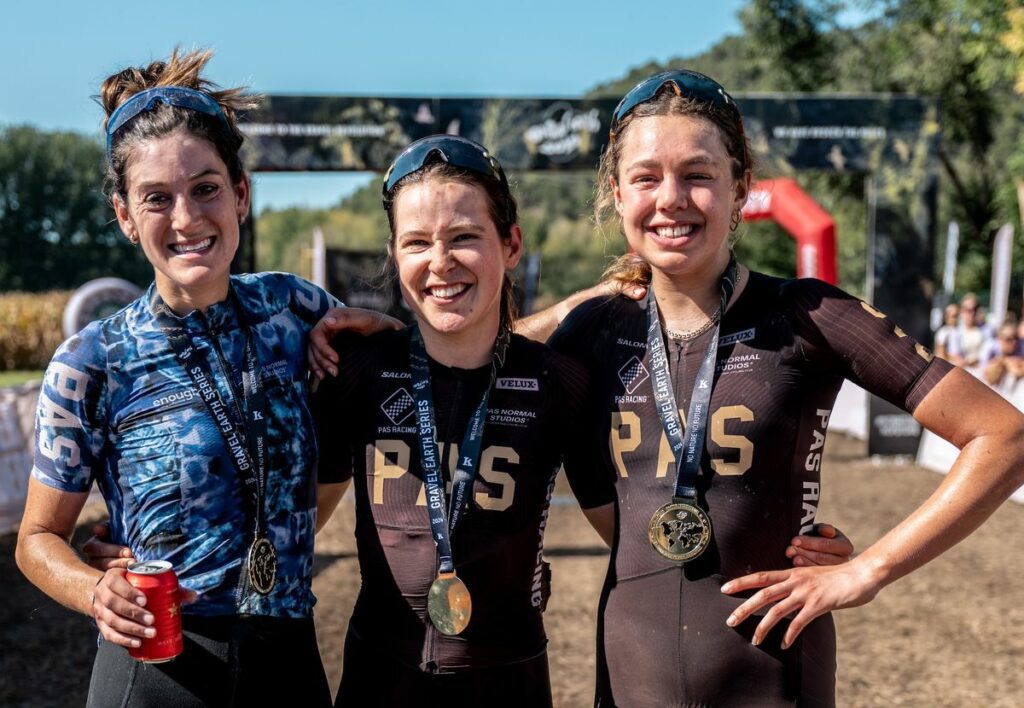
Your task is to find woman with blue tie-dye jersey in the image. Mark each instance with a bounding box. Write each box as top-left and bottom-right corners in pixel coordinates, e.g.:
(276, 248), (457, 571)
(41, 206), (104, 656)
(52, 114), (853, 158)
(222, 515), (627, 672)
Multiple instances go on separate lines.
(14, 49), (390, 707)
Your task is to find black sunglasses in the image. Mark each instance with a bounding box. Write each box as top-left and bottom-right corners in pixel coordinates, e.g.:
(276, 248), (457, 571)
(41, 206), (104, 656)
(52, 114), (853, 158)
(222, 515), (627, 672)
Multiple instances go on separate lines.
(609, 70), (742, 140)
(382, 135), (508, 197)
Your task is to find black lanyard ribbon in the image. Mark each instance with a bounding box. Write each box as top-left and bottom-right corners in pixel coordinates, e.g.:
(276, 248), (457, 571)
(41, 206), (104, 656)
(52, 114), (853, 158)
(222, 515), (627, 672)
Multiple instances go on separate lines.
(152, 292), (269, 537)
(646, 256), (737, 501)
(408, 326), (507, 574)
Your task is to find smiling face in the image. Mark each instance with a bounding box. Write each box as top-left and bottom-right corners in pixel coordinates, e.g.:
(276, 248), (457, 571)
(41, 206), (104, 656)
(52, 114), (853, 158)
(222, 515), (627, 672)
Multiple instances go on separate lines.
(611, 114), (749, 281)
(113, 130), (249, 313)
(391, 177), (522, 352)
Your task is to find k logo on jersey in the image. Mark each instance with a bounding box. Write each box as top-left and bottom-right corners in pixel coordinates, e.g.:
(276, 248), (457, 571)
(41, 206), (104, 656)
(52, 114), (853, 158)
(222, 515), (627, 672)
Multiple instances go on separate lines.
(381, 388), (416, 425)
(618, 356), (650, 395)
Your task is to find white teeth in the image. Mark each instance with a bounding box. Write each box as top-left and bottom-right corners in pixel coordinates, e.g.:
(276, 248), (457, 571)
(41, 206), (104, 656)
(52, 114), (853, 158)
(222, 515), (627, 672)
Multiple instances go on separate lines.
(170, 237), (214, 254)
(655, 225), (696, 238)
(428, 284), (468, 298)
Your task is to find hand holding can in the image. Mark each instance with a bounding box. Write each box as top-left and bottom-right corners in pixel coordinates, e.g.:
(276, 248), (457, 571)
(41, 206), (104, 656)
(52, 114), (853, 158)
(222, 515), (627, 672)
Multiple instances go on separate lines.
(91, 567), (156, 649)
(124, 560), (184, 663)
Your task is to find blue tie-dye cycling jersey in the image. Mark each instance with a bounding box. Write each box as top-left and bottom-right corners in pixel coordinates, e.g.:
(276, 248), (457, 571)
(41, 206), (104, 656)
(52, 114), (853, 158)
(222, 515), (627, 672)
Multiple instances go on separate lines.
(32, 272), (341, 618)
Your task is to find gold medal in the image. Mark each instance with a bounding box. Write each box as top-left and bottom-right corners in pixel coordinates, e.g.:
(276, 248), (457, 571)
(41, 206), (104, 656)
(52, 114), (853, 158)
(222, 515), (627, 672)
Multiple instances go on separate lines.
(247, 536), (277, 595)
(427, 571), (472, 636)
(648, 500), (712, 562)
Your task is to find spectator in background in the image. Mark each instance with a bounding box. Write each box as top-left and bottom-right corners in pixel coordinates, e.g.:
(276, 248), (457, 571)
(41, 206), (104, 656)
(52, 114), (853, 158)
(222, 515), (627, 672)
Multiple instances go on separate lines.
(951, 293), (992, 368)
(934, 303), (960, 362)
(980, 318), (1023, 366)
(981, 322), (1024, 396)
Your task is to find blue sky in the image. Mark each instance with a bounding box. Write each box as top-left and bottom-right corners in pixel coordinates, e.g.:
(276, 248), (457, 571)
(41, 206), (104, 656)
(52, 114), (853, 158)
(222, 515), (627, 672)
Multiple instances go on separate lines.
(2, 0), (747, 211)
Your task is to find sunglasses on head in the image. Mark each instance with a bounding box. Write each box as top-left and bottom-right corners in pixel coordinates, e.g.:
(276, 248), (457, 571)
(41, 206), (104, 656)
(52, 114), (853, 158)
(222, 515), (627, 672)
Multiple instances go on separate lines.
(106, 86), (232, 160)
(609, 70), (742, 141)
(382, 135), (508, 198)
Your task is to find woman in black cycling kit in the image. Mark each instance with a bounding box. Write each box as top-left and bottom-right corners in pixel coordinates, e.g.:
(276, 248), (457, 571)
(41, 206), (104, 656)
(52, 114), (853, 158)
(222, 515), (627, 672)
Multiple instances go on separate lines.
(312, 135), (617, 707)
(517, 70), (1024, 707)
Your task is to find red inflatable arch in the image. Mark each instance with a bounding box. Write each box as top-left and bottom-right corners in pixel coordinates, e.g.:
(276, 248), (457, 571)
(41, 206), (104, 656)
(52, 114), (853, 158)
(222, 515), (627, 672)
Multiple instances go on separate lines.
(741, 178), (837, 284)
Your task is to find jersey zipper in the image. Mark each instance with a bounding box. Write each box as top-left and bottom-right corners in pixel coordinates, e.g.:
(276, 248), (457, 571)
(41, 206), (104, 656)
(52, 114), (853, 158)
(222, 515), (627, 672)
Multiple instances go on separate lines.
(672, 339), (687, 416)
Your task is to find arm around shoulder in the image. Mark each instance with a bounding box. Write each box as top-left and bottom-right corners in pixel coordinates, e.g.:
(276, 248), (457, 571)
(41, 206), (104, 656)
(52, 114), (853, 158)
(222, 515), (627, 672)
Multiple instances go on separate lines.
(516, 281), (639, 343)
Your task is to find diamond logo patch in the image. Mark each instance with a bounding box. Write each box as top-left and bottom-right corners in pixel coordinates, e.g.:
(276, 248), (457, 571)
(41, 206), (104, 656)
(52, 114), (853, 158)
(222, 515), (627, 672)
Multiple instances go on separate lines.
(618, 356), (650, 395)
(381, 388), (415, 425)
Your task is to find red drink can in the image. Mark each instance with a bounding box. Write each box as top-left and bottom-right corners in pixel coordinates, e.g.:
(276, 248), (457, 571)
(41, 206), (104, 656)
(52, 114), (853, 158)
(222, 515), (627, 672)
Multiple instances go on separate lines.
(125, 560), (184, 663)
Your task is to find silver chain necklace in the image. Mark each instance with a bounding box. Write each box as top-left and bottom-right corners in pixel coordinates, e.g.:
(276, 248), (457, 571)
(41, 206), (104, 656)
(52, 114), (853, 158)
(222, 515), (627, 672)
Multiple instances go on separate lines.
(664, 310), (722, 341)
(662, 268), (742, 341)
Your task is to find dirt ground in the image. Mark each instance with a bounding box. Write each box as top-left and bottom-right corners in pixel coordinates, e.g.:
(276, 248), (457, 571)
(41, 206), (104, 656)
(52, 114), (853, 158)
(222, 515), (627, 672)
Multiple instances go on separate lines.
(2, 434), (1022, 707)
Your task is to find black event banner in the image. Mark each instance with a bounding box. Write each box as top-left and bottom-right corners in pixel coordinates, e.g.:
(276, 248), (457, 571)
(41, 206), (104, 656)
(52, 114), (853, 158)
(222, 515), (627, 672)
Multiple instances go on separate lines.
(239, 95), (937, 173)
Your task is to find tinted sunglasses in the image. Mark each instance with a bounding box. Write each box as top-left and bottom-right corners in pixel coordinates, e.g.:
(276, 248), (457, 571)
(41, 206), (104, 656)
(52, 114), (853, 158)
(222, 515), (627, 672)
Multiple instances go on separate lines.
(106, 86), (232, 159)
(609, 70), (742, 140)
(383, 135), (508, 197)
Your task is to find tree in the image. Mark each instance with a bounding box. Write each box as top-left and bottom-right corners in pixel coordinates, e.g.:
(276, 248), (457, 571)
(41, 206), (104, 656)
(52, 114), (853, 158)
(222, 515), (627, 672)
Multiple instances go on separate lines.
(738, 0), (1024, 292)
(740, 0), (841, 91)
(0, 126), (151, 292)
(1004, 4), (1024, 94)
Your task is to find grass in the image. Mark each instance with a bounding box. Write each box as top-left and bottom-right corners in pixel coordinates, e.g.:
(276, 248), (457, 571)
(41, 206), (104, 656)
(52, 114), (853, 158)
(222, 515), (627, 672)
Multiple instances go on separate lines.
(0, 370), (43, 388)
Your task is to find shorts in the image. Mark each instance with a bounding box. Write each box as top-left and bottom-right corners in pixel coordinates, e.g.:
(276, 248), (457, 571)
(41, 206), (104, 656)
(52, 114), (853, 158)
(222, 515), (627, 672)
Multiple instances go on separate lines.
(86, 614), (331, 708)
(334, 629), (553, 708)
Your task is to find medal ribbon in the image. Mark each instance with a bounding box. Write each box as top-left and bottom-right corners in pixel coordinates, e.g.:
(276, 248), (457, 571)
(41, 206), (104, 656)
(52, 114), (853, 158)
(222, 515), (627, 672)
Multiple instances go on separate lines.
(408, 325), (507, 575)
(646, 256), (737, 501)
(152, 291), (268, 537)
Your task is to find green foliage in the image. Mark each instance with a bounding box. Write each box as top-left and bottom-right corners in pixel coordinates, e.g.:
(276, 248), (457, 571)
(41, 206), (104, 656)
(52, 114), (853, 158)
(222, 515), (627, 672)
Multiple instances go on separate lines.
(0, 126), (151, 291)
(537, 218), (626, 301)
(1005, 5), (1024, 93)
(735, 0), (1024, 295)
(740, 1), (841, 90)
(0, 370), (42, 388)
(256, 175), (390, 275)
(806, 172), (869, 294)
(862, 1), (1015, 268)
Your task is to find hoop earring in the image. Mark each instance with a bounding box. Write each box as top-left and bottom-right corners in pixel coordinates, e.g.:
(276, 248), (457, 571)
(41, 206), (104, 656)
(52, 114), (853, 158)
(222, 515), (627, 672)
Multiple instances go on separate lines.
(730, 208), (742, 233)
